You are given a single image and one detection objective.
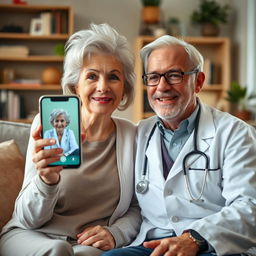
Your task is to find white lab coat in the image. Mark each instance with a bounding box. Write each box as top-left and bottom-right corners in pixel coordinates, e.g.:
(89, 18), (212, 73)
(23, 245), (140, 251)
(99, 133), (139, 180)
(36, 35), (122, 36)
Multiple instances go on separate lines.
(132, 103), (256, 256)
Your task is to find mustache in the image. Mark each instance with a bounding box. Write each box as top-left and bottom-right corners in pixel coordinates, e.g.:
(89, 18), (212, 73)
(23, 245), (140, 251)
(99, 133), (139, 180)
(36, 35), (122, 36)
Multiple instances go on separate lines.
(152, 92), (178, 100)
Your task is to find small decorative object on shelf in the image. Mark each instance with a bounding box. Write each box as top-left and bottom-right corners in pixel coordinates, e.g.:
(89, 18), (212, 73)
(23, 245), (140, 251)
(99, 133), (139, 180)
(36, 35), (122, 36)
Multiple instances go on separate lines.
(141, 0), (161, 24)
(139, 0), (166, 37)
(54, 43), (65, 56)
(41, 67), (61, 85)
(191, 0), (230, 36)
(12, 0), (27, 5)
(0, 24), (23, 33)
(167, 17), (182, 37)
(2, 68), (15, 84)
(30, 18), (43, 35)
(0, 46), (29, 57)
(226, 81), (252, 121)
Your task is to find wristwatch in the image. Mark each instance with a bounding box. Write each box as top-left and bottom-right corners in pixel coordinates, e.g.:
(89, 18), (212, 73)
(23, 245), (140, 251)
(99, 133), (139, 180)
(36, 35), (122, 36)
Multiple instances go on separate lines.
(183, 229), (208, 252)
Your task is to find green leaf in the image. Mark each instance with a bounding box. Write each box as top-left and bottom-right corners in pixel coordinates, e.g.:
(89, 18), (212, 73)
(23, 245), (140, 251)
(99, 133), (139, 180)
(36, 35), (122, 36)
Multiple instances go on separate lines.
(226, 81), (247, 104)
(141, 0), (161, 6)
(191, 0), (230, 25)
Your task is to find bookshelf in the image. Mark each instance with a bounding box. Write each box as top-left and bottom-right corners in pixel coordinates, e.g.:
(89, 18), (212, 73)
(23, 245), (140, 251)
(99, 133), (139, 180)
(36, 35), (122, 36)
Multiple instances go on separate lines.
(133, 36), (230, 122)
(0, 4), (74, 122)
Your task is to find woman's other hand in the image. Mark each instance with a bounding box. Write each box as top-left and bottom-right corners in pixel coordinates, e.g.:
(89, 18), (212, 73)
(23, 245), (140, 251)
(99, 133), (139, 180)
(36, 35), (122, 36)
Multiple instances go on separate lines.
(32, 124), (63, 185)
(77, 225), (115, 250)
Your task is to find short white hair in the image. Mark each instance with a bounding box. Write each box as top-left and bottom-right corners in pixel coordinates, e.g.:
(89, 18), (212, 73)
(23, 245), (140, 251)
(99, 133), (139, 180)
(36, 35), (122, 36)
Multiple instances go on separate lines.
(50, 109), (70, 126)
(141, 35), (204, 73)
(62, 23), (135, 111)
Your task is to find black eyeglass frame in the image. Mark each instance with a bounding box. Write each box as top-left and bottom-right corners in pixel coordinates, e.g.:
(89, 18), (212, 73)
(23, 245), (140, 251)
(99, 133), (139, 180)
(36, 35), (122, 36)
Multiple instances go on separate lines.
(142, 69), (199, 87)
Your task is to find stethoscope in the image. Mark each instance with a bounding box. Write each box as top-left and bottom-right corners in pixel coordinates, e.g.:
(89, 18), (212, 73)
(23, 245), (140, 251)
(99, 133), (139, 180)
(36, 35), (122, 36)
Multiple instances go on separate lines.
(136, 105), (209, 203)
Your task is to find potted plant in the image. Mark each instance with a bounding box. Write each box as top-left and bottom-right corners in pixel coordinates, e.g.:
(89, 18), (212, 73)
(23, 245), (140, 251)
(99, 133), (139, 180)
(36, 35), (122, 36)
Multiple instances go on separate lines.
(141, 0), (161, 24)
(191, 0), (230, 36)
(167, 17), (181, 36)
(226, 81), (251, 121)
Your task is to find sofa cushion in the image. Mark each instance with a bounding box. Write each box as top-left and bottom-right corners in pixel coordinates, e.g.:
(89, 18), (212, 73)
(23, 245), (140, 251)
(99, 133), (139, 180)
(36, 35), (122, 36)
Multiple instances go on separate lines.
(0, 120), (31, 156)
(0, 139), (24, 230)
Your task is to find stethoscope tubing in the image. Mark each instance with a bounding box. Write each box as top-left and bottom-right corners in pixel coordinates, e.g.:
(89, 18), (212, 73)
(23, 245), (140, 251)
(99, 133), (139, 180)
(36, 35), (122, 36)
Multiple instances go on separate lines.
(142, 124), (157, 176)
(137, 104), (210, 202)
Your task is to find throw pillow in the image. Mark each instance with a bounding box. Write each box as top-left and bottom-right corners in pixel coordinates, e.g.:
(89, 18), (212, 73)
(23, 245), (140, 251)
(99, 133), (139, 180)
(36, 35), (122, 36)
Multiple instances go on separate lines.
(0, 139), (24, 230)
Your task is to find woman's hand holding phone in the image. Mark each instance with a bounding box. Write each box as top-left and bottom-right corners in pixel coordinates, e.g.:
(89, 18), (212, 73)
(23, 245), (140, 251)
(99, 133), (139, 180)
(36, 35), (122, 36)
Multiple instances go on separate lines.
(32, 124), (64, 185)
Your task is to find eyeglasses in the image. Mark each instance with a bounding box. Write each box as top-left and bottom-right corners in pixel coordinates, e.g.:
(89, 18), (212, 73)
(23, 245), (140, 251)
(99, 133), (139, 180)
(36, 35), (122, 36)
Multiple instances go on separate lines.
(142, 69), (199, 87)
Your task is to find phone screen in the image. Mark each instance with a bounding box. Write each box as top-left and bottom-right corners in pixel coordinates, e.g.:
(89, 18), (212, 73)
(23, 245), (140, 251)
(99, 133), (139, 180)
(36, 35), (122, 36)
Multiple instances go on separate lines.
(40, 95), (81, 168)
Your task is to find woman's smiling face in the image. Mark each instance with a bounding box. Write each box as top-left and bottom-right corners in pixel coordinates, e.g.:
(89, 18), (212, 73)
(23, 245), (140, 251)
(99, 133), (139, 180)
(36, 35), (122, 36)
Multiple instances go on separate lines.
(53, 114), (67, 134)
(76, 53), (125, 117)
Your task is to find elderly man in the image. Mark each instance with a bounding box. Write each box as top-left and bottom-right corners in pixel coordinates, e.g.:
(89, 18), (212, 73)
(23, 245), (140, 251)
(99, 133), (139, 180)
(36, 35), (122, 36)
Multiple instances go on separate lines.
(103, 35), (256, 256)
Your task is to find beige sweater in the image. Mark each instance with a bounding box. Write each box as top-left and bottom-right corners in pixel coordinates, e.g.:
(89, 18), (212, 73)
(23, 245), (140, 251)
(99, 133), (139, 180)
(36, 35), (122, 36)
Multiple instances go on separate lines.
(38, 133), (120, 237)
(1, 115), (141, 247)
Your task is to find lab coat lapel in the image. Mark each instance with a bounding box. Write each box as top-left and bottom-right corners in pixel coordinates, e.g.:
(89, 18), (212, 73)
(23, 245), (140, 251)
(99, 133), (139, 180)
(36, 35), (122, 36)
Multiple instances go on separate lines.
(145, 127), (165, 182)
(167, 104), (215, 180)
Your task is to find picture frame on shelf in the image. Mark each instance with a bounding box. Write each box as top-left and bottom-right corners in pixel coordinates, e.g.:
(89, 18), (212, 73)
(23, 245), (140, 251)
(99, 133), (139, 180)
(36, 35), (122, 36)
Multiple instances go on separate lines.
(30, 18), (43, 35)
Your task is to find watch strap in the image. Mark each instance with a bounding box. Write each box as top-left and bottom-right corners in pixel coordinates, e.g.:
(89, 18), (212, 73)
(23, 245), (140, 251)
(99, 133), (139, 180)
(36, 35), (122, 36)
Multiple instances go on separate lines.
(183, 229), (208, 252)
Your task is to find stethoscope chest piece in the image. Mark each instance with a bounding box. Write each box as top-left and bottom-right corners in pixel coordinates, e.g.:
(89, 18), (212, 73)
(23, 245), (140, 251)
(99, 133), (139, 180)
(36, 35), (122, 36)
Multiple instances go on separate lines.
(136, 176), (149, 194)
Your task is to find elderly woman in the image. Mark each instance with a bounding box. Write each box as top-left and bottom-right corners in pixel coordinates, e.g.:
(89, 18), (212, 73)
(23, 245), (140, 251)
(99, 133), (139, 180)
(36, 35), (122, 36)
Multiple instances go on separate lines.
(44, 109), (79, 156)
(0, 24), (140, 256)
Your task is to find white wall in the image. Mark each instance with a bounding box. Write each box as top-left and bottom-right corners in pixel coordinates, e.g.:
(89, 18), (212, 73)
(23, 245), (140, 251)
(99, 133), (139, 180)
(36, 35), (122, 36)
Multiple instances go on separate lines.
(1, 0), (248, 121)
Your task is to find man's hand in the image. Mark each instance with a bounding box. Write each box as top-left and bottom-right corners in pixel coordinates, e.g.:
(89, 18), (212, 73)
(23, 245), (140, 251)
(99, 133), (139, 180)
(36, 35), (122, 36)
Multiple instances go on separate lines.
(143, 232), (199, 256)
(77, 225), (115, 251)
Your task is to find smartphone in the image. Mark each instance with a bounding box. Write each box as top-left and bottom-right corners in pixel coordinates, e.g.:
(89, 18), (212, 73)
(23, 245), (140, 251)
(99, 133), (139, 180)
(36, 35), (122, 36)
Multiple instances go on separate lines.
(39, 95), (81, 168)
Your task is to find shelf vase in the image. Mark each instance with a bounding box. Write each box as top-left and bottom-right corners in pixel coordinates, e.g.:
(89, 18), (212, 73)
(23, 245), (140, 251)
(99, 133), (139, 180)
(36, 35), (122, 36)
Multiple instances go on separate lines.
(142, 6), (160, 24)
(201, 23), (219, 37)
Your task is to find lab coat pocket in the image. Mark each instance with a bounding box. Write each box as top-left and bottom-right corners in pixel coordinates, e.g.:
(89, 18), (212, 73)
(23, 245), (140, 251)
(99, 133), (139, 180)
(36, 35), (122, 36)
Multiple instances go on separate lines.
(186, 167), (223, 201)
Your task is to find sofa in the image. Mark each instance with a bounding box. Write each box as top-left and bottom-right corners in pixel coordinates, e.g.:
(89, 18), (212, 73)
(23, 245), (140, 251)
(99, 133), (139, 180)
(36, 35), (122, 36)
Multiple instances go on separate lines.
(0, 120), (31, 232)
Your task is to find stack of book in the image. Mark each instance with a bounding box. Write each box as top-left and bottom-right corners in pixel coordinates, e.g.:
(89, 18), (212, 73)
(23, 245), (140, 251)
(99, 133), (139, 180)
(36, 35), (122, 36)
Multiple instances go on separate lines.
(203, 58), (220, 85)
(0, 90), (26, 120)
(0, 46), (29, 57)
(30, 11), (67, 36)
(9, 79), (41, 87)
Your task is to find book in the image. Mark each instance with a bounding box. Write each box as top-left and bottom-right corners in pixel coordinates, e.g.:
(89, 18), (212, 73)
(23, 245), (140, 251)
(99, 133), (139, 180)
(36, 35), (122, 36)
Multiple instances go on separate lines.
(7, 90), (15, 120)
(41, 12), (51, 35)
(0, 46), (29, 57)
(13, 93), (20, 120)
(7, 91), (21, 120)
(10, 79), (41, 86)
(51, 11), (56, 34)
(61, 11), (68, 34)
(203, 58), (211, 85)
(54, 11), (62, 34)
(0, 90), (8, 118)
(19, 95), (26, 119)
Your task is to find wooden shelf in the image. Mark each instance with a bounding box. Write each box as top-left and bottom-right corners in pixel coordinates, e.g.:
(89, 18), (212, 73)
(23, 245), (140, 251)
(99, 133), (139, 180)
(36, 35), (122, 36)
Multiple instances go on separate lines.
(0, 56), (64, 62)
(202, 85), (223, 91)
(0, 4), (72, 11)
(0, 83), (61, 91)
(0, 33), (69, 40)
